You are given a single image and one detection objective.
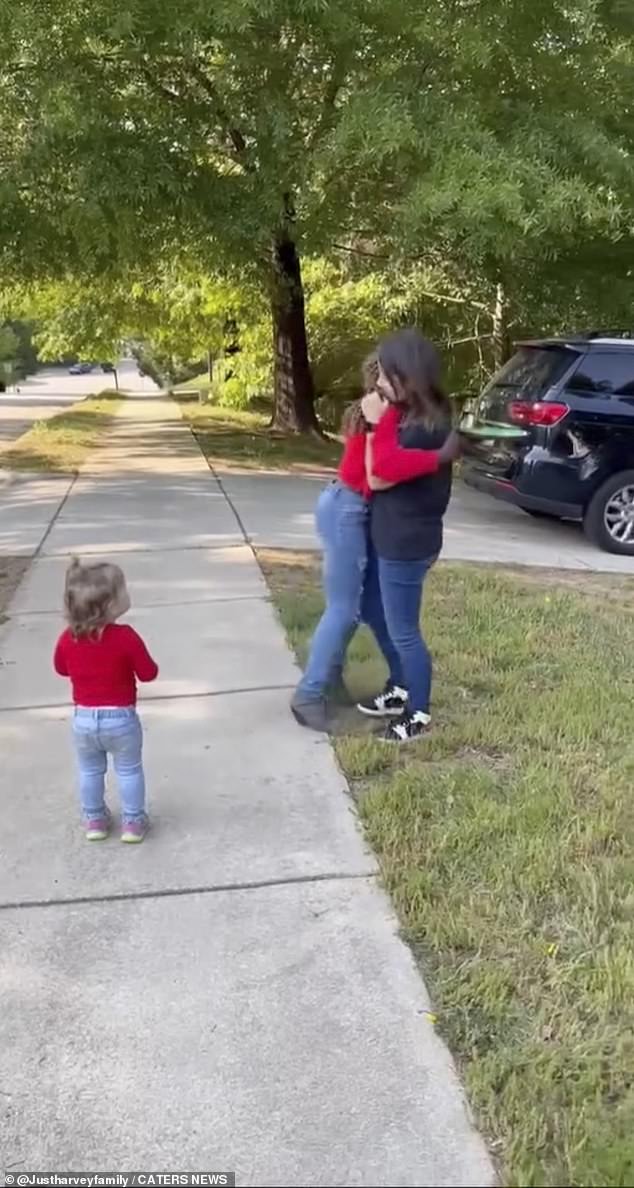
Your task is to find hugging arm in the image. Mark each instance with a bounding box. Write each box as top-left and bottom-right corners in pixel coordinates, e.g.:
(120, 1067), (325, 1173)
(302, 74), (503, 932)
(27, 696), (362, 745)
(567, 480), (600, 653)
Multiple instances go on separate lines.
(369, 404), (441, 484)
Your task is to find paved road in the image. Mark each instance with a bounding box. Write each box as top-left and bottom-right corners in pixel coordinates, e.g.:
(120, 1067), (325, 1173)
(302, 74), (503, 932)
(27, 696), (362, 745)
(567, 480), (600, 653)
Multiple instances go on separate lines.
(0, 393), (493, 1186)
(0, 359), (154, 446)
(215, 467), (634, 575)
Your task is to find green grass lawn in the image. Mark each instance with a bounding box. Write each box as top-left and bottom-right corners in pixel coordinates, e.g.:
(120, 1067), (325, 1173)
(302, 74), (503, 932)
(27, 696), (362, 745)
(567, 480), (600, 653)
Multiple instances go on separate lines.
(259, 549), (634, 1188)
(0, 391), (122, 473)
(177, 371), (213, 395)
(173, 390), (342, 472)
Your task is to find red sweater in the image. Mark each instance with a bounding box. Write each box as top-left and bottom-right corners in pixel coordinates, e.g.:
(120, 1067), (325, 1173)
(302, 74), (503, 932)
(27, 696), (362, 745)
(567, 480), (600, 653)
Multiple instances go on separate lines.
(54, 623), (159, 707)
(338, 404), (440, 496)
(372, 404), (440, 480)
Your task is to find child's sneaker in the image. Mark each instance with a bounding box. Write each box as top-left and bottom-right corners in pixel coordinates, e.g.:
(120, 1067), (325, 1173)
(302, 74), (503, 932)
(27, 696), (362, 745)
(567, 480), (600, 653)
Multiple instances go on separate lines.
(357, 683), (408, 718)
(120, 815), (149, 844)
(382, 710), (431, 743)
(84, 811), (111, 841)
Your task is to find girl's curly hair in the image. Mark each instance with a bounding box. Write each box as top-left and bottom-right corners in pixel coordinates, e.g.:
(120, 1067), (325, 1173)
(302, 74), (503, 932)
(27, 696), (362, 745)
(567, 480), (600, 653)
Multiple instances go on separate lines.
(64, 557), (126, 638)
(341, 352), (379, 435)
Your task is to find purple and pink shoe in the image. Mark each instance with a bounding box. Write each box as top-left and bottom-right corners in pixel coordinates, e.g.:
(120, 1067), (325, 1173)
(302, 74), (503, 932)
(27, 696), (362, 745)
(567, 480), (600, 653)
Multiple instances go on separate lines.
(84, 812), (111, 841)
(120, 815), (149, 844)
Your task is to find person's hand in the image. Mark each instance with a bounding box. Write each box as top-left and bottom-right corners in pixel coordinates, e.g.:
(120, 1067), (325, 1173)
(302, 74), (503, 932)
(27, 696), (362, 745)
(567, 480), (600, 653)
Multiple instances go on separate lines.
(438, 429), (462, 465)
(361, 389), (386, 425)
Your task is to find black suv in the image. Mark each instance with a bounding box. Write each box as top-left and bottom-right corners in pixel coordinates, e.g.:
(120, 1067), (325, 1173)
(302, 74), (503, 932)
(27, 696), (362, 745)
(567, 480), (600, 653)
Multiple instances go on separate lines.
(460, 334), (634, 554)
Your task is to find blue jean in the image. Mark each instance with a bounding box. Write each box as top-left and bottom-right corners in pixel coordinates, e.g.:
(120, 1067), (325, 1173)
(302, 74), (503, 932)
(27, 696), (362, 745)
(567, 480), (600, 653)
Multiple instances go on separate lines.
(377, 557), (436, 714)
(296, 483), (404, 701)
(73, 708), (146, 822)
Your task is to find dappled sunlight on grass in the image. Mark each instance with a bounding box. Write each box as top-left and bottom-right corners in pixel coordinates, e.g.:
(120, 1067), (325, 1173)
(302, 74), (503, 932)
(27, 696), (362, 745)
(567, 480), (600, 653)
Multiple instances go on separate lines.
(175, 396), (342, 473)
(0, 392), (122, 474)
(261, 549), (634, 1187)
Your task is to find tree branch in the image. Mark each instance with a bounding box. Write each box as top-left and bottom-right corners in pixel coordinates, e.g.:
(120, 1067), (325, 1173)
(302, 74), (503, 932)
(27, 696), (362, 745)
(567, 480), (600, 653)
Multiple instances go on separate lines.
(188, 62), (248, 159)
(413, 288), (489, 312)
(332, 242), (390, 260)
(333, 244), (489, 311)
(48, 50), (250, 168)
(447, 332), (494, 346)
(137, 65), (181, 105)
(306, 61), (346, 152)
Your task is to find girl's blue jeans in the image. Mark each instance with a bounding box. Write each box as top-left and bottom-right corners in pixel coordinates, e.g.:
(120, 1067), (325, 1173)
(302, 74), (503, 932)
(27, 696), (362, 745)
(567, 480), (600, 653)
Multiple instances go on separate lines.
(296, 482), (404, 701)
(73, 707), (146, 822)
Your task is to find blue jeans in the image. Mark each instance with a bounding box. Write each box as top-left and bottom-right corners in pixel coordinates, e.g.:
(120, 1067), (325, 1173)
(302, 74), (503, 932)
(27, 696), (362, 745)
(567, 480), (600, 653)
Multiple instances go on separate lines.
(73, 708), (146, 822)
(296, 483), (404, 701)
(377, 557), (436, 715)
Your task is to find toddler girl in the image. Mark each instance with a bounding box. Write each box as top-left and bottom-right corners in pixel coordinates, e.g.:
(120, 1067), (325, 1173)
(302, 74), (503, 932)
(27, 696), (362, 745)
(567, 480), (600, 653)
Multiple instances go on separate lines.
(53, 558), (158, 842)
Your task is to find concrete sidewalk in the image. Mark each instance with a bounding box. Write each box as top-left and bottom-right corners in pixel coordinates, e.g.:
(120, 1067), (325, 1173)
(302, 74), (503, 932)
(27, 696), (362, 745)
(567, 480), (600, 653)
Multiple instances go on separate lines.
(0, 394), (493, 1187)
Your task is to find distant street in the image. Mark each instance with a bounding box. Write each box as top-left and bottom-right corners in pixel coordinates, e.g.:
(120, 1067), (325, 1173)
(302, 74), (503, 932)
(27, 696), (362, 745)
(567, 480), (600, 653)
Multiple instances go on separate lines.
(0, 359), (155, 446)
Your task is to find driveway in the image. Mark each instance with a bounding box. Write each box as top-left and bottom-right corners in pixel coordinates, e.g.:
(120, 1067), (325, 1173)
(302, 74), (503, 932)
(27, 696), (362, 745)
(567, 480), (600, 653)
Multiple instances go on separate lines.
(0, 359), (154, 446)
(216, 468), (634, 574)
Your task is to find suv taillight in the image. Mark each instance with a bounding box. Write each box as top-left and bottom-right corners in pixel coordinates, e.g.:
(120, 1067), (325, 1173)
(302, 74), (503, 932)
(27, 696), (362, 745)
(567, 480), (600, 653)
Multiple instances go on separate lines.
(508, 400), (569, 427)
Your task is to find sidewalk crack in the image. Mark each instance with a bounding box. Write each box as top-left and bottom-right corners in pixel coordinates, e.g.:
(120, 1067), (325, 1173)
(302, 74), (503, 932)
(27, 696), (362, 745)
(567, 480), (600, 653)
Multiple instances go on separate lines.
(0, 870), (377, 913)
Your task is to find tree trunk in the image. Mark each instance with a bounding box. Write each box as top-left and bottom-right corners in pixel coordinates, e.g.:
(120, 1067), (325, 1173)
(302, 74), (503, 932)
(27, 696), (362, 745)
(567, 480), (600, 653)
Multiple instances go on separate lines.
(207, 350), (213, 384)
(492, 281), (511, 371)
(270, 233), (318, 433)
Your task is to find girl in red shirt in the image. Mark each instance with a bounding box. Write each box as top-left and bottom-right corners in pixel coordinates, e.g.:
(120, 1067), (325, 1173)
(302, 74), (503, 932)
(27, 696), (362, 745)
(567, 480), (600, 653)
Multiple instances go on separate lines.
(290, 356), (442, 732)
(54, 558), (158, 842)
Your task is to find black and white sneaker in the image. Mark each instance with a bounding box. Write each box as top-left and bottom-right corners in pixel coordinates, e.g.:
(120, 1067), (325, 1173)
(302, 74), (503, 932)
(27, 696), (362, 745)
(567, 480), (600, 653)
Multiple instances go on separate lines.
(382, 711), (431, 743)
(357, 683), (408, 718)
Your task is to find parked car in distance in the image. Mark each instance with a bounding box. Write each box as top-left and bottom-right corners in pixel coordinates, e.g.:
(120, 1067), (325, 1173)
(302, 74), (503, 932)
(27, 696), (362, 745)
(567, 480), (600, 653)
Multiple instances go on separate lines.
(460, 333), (634, 554)
(69, 362), (94, 374)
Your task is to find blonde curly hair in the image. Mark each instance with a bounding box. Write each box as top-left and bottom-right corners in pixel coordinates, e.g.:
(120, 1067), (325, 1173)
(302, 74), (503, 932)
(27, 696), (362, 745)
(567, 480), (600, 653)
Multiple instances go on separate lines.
(64, 557), (128, 638)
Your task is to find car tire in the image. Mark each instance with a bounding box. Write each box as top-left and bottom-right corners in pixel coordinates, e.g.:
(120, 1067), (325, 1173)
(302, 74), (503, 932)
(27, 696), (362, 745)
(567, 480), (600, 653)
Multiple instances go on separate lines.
(524, 509), (561, 520)
(584, 469), (634, 554)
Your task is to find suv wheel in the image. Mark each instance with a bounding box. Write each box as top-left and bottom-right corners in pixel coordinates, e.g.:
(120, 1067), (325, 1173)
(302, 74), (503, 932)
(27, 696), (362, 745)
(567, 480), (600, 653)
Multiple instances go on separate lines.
(584, 470), (634, 554)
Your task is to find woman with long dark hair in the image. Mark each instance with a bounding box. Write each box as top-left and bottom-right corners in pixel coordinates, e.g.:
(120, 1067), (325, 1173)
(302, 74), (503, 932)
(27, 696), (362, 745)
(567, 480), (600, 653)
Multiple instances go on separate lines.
(359, 328), (460, 742)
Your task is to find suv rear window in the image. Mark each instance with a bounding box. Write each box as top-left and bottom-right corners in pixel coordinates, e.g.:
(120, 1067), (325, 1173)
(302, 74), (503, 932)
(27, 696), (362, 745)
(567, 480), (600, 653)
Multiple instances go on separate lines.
(477, 346), (578, 424)
(489, 347), (576, 397)
(567, 351), (634, 396)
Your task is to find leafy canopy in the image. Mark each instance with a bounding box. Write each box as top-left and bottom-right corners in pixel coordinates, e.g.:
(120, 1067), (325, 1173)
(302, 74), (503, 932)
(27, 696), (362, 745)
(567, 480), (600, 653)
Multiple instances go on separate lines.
(2, 0), (633, 281)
